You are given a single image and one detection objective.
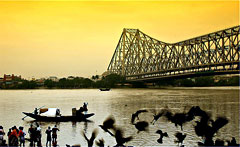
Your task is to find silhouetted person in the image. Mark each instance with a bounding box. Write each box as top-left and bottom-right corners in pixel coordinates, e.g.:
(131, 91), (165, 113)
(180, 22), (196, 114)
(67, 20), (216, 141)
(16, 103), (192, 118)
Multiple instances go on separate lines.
(7, 128), (11, 146)
(95, 138), (104, 147)
(230, 137), (237, 145)
(0, 126), (5, 146)
(131, 109), (148, 124)
(34, 108), (38, 115)
(83, 102), (88, 114)
(45, 126), (52, 147)
(174, 132), (186, 146)
(82, 129), (98, 147)
(155, 130), (168, 144)
(52, 125), (59, 145)
(36, 124), (42, 147)
(114, 129), (132, 146)
(10, 126), (18, 146)
(99, 116), (115, 136)
(226, 137), (240, 146)
(214, 139), (224, 146)
(28, 124), (36, 146)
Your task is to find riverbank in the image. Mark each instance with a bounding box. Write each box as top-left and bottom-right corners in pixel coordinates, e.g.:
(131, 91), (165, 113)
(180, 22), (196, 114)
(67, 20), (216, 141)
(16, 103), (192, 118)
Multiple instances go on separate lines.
(0, 86), (239, 90)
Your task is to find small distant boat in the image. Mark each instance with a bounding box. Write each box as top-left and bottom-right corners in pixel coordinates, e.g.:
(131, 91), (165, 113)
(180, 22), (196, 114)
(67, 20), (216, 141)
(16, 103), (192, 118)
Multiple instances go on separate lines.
(99, 88), (111, 91)
(22, 108), (94, 122)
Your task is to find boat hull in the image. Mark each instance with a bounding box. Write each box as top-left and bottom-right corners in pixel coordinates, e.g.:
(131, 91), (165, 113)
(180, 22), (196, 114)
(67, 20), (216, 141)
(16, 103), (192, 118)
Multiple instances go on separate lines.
(22, 112), (94, 122)
(99, 88), (111, 91)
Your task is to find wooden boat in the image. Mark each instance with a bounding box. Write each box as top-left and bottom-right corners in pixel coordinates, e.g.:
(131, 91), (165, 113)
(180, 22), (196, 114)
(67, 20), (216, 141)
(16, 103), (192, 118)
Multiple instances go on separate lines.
(99, 88), (111, 91)
(22, 112), (94, 122)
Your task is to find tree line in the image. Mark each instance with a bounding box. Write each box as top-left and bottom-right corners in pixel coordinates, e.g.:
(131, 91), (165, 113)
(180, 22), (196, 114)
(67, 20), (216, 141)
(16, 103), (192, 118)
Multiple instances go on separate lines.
(154, 76), (239, 87)
(8, 74), (126, 89)
(1, 74), (239, 89)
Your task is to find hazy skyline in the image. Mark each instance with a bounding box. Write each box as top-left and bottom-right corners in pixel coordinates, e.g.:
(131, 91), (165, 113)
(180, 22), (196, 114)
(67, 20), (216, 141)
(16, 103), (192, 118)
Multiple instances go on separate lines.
(0, 1), (238, 79)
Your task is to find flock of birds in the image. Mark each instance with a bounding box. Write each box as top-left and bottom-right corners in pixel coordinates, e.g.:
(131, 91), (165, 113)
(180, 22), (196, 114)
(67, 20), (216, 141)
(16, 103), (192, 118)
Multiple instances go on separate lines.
(66, 106), (239, 147)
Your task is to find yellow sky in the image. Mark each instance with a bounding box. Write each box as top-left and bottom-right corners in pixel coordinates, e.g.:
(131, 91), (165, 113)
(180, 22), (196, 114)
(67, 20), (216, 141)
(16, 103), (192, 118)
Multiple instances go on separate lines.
(0, 1), (238, 79)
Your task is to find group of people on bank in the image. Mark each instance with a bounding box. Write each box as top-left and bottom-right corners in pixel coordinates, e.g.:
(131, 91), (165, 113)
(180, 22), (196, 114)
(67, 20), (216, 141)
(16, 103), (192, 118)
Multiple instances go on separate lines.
(0, 124), (59, 147)
(0, 125), (26, 146)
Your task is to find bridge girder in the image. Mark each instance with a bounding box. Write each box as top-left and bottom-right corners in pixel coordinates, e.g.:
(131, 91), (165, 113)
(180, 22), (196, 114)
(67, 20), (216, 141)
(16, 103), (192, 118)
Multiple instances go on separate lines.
(107, 26), (240, 82)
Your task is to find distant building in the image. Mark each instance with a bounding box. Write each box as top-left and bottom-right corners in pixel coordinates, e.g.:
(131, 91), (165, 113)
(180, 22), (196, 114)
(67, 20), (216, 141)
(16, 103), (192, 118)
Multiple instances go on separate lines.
(3, 74), (21, 82)
(36, 78), (45, 86)
(49, 76), (59, 82)
(0, 78), (3, 88)
(1, 74), (22, 88)
(3, 74), (21, 84)
(67, 76), (75, 80)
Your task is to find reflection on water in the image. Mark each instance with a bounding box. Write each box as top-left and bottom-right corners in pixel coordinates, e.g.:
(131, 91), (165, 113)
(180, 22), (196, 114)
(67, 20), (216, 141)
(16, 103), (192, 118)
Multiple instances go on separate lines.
(0, 88), (239, 146)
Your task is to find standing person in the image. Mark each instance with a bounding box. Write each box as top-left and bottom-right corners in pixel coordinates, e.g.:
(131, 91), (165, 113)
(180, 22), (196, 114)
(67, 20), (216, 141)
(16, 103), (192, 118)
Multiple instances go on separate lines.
(36, 123), (42, 147)
(45, 127), (52, 147)
(28, 124), (35, 146)
(18, 126), (26, 147)
(51, 125), (59, 144)
(7, 128), (11, 146)
(0, 126), (5, 145)
(10, 126), (18, 146)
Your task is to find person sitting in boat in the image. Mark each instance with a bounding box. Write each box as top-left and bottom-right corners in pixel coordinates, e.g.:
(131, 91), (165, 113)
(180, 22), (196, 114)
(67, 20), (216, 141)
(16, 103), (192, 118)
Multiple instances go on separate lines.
(76, 107), (84, 116)
(34, 108), (38, 115)
(56, 109), (61, 117)
(83, 102), (88, 114)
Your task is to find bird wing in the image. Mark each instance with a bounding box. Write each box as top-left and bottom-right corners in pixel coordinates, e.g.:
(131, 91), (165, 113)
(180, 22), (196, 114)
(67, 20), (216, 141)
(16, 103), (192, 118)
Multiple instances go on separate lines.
(90, 129), (98, 143)
(131, 114), (136, 124)
(163, 132), (168, 137)
(212, 116), (228, 133)
(156, 130), (163, 134)
(123, 136), (133, 143)
(136, 109), (148, 115)
(81, 131), (89, 142)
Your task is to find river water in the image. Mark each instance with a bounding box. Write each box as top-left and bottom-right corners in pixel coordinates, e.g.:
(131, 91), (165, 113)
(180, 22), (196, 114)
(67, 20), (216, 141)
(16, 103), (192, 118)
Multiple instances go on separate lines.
(0, 87), (239, 146)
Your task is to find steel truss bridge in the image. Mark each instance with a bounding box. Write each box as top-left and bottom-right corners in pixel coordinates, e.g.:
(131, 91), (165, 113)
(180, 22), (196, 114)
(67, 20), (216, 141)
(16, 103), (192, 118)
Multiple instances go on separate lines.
(107, 26), (240, 82)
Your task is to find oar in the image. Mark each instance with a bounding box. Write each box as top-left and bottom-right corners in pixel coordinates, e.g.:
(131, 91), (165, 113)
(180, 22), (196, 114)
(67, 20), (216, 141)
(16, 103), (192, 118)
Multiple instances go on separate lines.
(22, 105), (45, 120)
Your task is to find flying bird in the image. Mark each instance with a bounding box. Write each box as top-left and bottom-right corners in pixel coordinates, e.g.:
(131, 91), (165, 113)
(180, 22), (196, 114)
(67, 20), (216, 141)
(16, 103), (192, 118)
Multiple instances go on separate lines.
(99, 116), (115, 136)
(155, 130), (168, 144)
(114, 129), (133, 146)
(151, 109), (168, 125)
(174, 132), (186, 146)
(81, 129), (98, 147)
